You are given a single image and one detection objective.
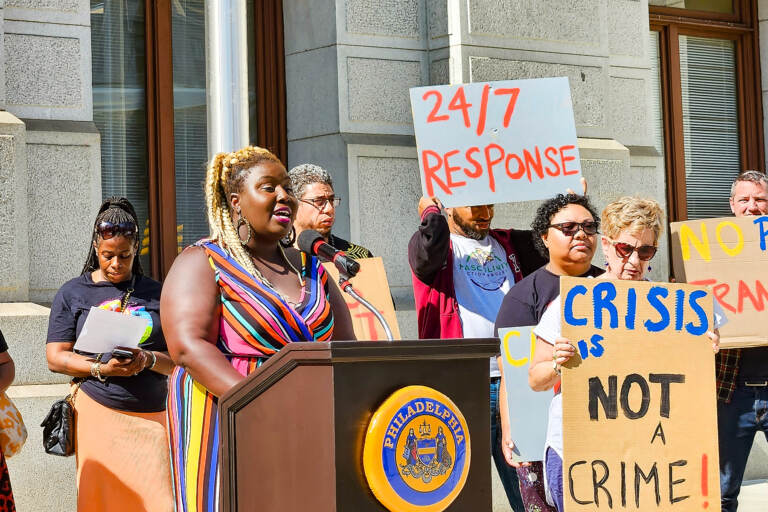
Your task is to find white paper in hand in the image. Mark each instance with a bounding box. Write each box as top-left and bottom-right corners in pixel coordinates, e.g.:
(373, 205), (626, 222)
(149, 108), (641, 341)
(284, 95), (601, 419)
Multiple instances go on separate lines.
(73, 307), (149, 354)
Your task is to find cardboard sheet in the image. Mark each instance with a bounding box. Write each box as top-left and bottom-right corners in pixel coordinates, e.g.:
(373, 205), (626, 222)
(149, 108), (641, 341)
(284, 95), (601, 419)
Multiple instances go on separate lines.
(323, 257), (401, 341)
(671, 215), (768, 348)
(560, 277), (720, 511)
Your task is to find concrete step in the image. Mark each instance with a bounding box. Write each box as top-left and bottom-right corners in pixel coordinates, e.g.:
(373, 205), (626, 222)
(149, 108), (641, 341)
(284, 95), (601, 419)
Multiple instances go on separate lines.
(6, 384), (76, 511)
(0, 303), (68, 385)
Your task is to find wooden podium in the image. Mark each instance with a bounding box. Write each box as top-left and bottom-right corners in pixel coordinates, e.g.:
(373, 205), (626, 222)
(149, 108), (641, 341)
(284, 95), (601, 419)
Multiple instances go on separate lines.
(218, 339), (497, 512)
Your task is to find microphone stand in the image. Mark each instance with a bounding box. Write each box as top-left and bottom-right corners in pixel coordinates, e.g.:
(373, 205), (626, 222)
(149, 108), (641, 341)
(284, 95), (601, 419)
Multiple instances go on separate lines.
(337, 275), (394, 341)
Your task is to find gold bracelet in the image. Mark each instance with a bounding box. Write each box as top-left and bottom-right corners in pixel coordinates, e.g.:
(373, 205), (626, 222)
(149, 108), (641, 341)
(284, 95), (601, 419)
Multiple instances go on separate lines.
(94, 362), (107, 383)
(145, 350), (157, 370)
(552, 359), (561, 376)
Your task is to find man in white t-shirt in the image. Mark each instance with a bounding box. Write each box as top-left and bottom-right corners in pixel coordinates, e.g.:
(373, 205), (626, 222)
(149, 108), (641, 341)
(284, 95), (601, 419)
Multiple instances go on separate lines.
(408, 196), (547, 510)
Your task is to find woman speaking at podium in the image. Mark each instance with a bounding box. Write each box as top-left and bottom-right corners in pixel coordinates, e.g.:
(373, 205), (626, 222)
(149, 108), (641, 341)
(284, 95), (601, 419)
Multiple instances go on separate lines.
(161, 146), (354, 512)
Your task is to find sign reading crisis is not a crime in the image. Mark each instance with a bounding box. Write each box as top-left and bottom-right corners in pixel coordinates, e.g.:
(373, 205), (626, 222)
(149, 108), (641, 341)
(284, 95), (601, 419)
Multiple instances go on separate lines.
(560, 277), (720, 512)
(409, 77), (583, 208)
(671, 215), (768, 348)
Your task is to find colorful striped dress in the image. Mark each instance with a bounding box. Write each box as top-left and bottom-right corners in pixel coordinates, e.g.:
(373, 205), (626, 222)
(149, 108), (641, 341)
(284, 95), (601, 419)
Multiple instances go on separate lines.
(167, 241), (334, 512)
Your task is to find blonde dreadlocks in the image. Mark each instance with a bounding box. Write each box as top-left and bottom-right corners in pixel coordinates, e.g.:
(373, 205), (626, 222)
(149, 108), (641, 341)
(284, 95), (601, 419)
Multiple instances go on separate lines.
(204, 145), (285, 280)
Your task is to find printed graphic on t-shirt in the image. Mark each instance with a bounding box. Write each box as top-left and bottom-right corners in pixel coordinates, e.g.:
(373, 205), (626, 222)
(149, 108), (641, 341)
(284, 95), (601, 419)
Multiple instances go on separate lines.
(97, 298), (153, 343)
(457, 247), (509, 291)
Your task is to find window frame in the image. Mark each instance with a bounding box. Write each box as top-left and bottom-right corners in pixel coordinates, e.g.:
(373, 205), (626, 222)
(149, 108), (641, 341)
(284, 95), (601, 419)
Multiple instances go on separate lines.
(650, 0), (764, 221)
(140, 0), (287, 278)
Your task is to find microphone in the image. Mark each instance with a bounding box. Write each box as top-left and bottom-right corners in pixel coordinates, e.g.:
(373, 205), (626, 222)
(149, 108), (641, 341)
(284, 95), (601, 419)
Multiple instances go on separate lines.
(297, 229), (361, 277)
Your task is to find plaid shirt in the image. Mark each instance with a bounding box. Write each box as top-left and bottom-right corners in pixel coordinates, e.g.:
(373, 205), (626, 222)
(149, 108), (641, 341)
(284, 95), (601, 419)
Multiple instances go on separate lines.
(716, 348), (741, 403)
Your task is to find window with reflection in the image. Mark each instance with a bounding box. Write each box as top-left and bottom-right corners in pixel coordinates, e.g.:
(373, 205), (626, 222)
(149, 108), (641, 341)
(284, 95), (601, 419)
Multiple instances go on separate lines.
(91, 0), (150, 271)
(649, 0), (733, 14)
(650, 0), (763, 221)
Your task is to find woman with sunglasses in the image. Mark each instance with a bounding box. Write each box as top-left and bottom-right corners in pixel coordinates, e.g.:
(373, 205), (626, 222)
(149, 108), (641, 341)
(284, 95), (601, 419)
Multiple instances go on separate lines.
(46, 197), (175, 511)
(529, 196), (723, 511)
(494, 193), (604, 511)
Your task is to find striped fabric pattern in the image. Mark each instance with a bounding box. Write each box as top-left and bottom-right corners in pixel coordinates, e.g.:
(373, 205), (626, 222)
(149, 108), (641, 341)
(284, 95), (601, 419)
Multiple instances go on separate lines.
(167, 241), (334, 512)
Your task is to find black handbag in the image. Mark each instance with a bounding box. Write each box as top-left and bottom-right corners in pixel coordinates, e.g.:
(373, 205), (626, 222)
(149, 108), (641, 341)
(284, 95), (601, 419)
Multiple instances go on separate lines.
(40, 381), (80, 457)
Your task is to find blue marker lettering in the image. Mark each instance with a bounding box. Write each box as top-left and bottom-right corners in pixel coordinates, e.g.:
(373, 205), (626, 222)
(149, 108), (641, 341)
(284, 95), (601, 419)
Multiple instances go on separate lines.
(675, 289), (685, 331)
(564, 285), (588, 326)
(686, 289), (709, 336)
(644, 286), (670, 332)
(589, 334), (605, 358)
(625, 288), (637, 330)
(577, 340), (590, 359)
(754, 217), (768, 251)
(593, 281), (618, 329)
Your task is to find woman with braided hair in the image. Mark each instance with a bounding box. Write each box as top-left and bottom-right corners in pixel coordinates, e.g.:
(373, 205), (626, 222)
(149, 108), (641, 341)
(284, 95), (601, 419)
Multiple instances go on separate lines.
(161, 145), (355, 512)
(46, 197), (175, 511)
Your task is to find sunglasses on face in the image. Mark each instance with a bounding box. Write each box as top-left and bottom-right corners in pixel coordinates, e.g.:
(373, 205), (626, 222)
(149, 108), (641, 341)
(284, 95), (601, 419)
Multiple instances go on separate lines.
(299, 196), (341, 210)
(606, 238), (658, 261)
(95, 221), (138, 240)
(548, 221), (599, 236)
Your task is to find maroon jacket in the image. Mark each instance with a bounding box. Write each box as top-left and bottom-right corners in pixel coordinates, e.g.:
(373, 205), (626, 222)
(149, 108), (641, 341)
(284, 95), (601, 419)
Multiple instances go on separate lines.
(408, 205), (547, 339)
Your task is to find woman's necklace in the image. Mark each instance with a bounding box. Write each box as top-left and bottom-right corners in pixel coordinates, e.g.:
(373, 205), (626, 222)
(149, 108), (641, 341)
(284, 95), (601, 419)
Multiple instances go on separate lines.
(248, 245), (305, 308)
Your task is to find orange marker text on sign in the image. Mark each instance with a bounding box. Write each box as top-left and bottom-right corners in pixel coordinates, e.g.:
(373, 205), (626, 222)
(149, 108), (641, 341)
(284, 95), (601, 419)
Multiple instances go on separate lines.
(421, 144), (579, 197)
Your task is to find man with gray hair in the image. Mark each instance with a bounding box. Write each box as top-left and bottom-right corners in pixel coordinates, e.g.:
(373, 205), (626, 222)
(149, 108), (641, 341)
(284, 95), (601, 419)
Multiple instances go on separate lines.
(718, 170), (768, 512)
(289, 163), (374, 259)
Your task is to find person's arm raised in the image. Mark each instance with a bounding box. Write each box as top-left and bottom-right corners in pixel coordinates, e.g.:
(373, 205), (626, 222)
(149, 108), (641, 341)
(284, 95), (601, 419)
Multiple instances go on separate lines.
(161, 246), (244, 397)
(408, 196), (450, 284)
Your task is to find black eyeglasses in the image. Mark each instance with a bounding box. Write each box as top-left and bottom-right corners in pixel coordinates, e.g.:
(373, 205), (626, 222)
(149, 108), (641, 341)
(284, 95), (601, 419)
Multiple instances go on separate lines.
(548, 221), (599, 236)
(605, 237), (658, 261)
(299, 196), (341, 210)
(96, 221), (138, 240)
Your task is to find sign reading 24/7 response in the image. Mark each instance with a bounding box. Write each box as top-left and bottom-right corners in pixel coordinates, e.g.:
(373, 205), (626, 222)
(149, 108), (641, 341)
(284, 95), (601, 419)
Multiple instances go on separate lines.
(560, 277), (720, 512)
(409, 77), (583, 208)
(671, 215), (768, 348)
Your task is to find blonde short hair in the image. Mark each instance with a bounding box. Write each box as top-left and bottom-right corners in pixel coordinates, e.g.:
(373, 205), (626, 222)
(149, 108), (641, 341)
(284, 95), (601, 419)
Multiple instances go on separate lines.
(601, 196), (665, 244)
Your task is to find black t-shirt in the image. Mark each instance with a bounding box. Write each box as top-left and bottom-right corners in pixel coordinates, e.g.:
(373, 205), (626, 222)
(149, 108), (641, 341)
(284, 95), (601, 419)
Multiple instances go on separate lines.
(46, 273), (167, 412)
(494, 265), (604, 333)
(0, 330), (8, 353)
(739, 347), (768, 381)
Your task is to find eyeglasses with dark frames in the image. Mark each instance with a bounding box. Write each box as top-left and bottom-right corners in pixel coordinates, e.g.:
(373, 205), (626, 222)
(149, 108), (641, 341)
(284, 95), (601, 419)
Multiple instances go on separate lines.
(548, 221), (599, 236)
(95, 221), (138, 240)
(604, 237), (658, 261)
(299, 196), (342, 210)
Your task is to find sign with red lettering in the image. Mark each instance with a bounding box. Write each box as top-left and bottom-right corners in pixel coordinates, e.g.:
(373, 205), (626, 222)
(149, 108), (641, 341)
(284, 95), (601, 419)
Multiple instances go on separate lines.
(561, 277), (719, 512)
(671, 215), (768, 348)
(409, 77), (582, 207)
(323, 257), (401, 341)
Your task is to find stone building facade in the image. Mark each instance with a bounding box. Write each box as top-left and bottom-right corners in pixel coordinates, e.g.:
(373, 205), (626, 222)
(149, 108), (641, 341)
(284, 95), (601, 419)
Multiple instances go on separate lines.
(0, 1), (766, 510)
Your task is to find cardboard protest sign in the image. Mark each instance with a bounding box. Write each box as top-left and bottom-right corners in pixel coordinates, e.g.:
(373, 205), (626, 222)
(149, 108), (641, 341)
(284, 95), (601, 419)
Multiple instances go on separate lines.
(560, 277), (719, 512)
(323, 257), (401, 341)
(498, 326), (551, 462)
(671, 215), (768, 348)
(409, 77), (582, 208)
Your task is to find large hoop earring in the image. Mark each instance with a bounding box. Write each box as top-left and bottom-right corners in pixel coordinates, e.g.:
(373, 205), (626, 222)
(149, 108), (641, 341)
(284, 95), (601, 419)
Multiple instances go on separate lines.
(280, 226), (296, 248)
(236, 212), (252, 246)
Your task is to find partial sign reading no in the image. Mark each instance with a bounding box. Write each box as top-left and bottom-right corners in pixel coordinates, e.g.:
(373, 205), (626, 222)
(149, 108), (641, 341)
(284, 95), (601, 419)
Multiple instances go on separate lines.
(409, 77), (583, 208)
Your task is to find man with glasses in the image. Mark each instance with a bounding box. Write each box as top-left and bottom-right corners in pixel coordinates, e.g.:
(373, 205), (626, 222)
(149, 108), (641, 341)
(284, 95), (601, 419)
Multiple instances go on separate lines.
(718, 170), (768, 512)
(408, 196), (547, 511)
(289, 164), (373, 259)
